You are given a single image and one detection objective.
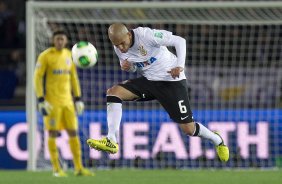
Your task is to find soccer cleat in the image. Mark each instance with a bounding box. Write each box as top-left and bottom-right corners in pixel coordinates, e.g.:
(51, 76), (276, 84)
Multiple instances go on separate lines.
(74, 168), (95, 176)
(87, 137), (119, 154)
(53, 170), (67, 177)
(214, 132), (229, 162)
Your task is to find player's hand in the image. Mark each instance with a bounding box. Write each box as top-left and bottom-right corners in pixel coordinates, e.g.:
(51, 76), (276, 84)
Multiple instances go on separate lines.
(121, 59), (133, 71)
(167, 67), (184, 79)
(38, 98), (53, 116)
(75, 100), (85, 115)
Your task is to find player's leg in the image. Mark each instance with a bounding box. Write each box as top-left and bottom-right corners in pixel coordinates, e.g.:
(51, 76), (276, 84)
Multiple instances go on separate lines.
(87, 84), (138, 153)
(106, 84), (138, 142)
(155, 80), (229, 162)
(87, 77), (153, 153)
(178, 122), (229, 162)
(44, 107), (67, 177)
(63, 105), (94, 176)
(179, 122), (222, 144)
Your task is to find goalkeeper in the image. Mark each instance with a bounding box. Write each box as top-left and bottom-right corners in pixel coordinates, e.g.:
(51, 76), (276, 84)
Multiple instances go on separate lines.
(87, 23), (229, 162)
(33, 30), (93, 177)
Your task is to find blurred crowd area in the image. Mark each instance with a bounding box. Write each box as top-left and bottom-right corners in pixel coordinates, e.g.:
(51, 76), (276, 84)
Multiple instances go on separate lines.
(0, 0), (26, 108)
(0, 0), (282, 109)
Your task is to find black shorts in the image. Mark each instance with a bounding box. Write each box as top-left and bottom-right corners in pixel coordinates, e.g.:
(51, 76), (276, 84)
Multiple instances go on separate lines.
(118, 76), (194, 124)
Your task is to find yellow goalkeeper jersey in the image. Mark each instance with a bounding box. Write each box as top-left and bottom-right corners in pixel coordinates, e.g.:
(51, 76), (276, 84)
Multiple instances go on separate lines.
(34, 47), (81, 106)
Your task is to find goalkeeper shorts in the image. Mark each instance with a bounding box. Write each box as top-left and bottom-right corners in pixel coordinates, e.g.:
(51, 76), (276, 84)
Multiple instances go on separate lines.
(43, 103), (78, 131)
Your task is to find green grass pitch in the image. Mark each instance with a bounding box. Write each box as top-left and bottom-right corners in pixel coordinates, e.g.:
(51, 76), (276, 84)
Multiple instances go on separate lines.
(0, 169), (281, 184)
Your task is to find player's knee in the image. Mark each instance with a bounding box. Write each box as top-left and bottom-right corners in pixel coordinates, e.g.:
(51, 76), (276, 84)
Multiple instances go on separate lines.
(179, 122), (195, 136)
(185, 129), (194, 136)
(106, 85), (119, 96)
(67, 130), (77, 137)
(49, 130), (59, 138)
(107, 85), (137, 101)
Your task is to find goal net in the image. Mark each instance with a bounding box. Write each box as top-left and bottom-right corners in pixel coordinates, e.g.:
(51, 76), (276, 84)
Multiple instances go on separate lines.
(26, 1), (282, 170)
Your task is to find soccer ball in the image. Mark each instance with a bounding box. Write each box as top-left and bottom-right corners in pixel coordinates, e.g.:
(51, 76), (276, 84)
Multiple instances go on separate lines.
(71, 41), (98, 68)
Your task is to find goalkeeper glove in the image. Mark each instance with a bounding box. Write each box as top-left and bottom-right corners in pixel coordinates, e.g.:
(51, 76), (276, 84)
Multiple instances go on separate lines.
(38, 97), (53, 116)
(74, 97), (84, 115)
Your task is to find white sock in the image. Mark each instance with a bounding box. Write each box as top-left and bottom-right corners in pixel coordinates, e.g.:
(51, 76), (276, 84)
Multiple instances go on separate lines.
(195, 123), (222, 146)
(106, 102), (122, 143)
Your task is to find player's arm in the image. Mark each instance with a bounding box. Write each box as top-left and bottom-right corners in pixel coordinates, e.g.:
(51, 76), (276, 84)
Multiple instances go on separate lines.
(165, 35), (186, 78)
(149, 29), (186, 68)
(166, 35), (186, 69)
(34, 53), (46, 98)
(113, 46), (137, 73)
(33, 53), (53, 115)
(148, 28), (186, 78)
(120, 58), (137, 72)
(70, 63), (81, 98)
(70, 63), (84, 115)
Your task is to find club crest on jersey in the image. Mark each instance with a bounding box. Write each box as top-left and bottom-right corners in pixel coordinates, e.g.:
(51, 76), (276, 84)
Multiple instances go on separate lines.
(49, 119), (55, 127)
(35, 62), (41, 68)
(154, 32), (163, 39)
(66, 58), (71, 66)
(138, 45), (147, 56)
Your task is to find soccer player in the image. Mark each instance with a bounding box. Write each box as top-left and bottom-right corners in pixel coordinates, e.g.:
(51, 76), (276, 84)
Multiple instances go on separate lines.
(87, 23), (229, 162)
(34, 30), (94, 177)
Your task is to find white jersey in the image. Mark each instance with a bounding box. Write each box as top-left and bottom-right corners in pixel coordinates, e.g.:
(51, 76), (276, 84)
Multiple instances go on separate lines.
(113, 27), (186, 81)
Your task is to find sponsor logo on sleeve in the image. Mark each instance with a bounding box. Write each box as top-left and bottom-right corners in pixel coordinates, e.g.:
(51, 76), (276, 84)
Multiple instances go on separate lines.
(154, 32), (163, 39)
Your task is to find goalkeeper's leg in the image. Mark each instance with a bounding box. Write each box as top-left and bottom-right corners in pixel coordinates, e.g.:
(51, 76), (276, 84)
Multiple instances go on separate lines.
(65, 106), (94, 176)
(68, 134), (94, 176)
(47, 131), (67, 177)
(45, 113), (67, 177)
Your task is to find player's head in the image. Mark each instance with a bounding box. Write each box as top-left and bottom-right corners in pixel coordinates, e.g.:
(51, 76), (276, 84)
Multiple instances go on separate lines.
(108, 23), (132, 53)
(52, 30), (68, 51)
